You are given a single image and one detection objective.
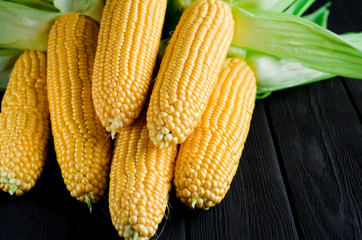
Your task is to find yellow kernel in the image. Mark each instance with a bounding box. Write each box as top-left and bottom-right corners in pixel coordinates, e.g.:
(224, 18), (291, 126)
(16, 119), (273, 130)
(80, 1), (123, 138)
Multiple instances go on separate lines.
(182, 188), (191, 197)
(192, 179), (201, 187)
(188, 184), (197, 193)
(203, 181), (211, 190)
(160, 127), (169, 135)
(184, 178), (192, 187)
(156, 133), (164, 141)
(164, 133), (172, 142)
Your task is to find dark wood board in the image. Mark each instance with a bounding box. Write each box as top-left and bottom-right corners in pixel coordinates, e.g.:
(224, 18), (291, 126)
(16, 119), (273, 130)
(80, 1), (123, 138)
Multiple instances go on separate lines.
(155, 190), (187, 240)
(265, 78), (362, 240)
(343, 78), (362, 122)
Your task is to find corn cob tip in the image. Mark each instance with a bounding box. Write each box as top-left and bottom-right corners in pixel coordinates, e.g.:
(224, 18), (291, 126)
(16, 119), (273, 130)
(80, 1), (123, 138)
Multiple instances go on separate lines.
(9, 184), (16, 195)
(124, 225), (149, 240)
(1, 171), (24, 195)
(107, 117), (123, 139)
(149, 125), (177, 148)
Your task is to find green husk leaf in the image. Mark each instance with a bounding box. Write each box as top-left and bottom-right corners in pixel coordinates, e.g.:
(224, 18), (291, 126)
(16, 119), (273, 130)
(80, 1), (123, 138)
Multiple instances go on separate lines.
(0, 49), (23, 72)
(170, 0), (193, 11)
(284, 0), (316, 16)
(4, 0), (58, 11)
(231, 7), (362, 79)
(0, 1), (61, 51)
(303, 1), (331, 27)
(53, 0), (104, 23)
(0, 49), (23, 56)
(247, 32), (362, 99)
(0, 49), (23, 90)
(248, 52), (335, 96)
(256, 91), (272, 99)
(230, 0), (295, 12)
(340, 33), (362, 47)
(227, 46), (248, 59)
(0, 70), (12, 90)
(171, 0), (296, 13)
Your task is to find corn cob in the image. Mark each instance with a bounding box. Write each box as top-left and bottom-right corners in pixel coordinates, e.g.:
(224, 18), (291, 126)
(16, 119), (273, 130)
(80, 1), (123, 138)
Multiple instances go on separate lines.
(174, 58), (256, 209)
(109, 110), (177, 240)
(0, 50), (49, 196)
(47, 12), (112, 207)
(92, 0), (167, 138)
(147, 0), (235, 148)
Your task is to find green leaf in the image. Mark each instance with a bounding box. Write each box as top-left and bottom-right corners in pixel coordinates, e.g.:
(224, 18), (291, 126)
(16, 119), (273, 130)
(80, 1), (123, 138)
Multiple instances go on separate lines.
(0, 1), (61, 51)
(171, 0), (296, 12)
(0, 49), (23, 90)
(4, 0), (58, 12)
(245, 32), (362, 98)
(256, 91), (272, 99)
(341, 33), (362, 49)
(0, 49), (23, 57)
(230, 0), (295, 12)
(303, 1), (331, 27)
(53, 0), (105, 23)
(169, 0), (194, 11)
(247, 51), (335, 94)
(0, 69), (13, 90)
(227, 46), (247, 59)
(0, 51), (21, 72)
(231, 7), (362, 79)
(284, 0), (315, 16)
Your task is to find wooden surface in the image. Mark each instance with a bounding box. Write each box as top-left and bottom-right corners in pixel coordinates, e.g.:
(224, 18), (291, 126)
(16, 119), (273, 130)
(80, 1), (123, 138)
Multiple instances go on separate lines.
(0, 0), (361, 239)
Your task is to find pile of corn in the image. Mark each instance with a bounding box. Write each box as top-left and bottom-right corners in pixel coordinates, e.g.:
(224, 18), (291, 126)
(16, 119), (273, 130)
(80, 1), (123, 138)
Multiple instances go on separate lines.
(0, 0), (256, 239)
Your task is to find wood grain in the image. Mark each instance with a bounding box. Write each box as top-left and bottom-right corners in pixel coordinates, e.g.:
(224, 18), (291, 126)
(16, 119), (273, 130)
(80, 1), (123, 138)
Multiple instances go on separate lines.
(265, 78), (362, 239)
(155, 190), (187, 240)
(343, 78), (362, 123)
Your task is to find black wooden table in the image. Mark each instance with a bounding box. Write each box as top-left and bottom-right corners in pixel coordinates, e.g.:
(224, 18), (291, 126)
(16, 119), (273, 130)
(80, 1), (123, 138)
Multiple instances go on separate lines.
(0, 0), (361, 239)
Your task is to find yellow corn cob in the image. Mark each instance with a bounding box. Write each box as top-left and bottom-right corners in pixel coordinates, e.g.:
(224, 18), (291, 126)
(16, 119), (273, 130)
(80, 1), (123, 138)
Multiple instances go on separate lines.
(47, 12), (112, 207)
(147, 0), (235, 148)
(92, 0), (167, 138)
(0, 50), (49, 196)
(109, 110), (177, 240)
(174, 58), (256, 209)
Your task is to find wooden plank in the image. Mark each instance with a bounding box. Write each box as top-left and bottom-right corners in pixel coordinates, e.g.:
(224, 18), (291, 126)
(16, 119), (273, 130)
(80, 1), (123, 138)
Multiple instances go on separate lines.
(72, 196), (120, 240)
(156, 190), (187, 240)
(185, 102), (299, 240)
(343, 78), (362, 122)
(265, 78), (362, 239)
